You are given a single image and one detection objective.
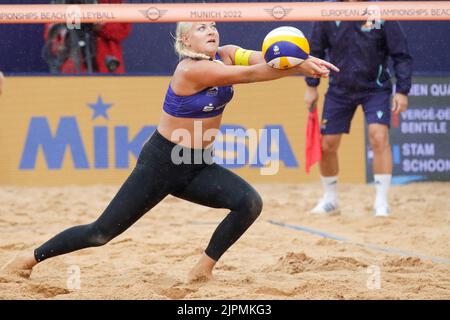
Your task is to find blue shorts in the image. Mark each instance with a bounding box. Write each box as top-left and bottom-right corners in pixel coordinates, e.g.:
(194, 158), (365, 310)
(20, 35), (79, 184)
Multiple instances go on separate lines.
(321, 90), (391, 135)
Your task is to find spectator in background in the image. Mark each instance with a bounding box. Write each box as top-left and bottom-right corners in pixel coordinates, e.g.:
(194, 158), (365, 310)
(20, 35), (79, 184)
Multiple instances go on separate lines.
(43, 0), (131, 74)
(91, 0), (132, 74)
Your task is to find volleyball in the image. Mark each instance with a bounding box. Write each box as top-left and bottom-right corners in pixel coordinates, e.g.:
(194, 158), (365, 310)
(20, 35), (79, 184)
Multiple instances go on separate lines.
(262, 26), (310, 69)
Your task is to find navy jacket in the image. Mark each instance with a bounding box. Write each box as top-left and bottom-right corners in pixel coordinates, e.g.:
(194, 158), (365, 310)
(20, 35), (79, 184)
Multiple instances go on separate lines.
(305, 19), (413, 95)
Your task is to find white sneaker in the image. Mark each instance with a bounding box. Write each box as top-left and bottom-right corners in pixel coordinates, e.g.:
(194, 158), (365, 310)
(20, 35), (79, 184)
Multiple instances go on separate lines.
(374, 206), (390, 217)
(310, 199), (340, 216)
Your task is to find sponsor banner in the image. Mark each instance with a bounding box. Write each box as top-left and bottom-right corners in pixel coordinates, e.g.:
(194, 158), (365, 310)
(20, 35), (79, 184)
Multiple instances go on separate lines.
(0, 77), (365, 186)
(365, 77), (450, 184)
(0, 2), (449, 24)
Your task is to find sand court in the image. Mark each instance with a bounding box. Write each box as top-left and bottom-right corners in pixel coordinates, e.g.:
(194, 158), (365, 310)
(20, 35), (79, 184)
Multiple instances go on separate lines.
(0, 182), (448, 299)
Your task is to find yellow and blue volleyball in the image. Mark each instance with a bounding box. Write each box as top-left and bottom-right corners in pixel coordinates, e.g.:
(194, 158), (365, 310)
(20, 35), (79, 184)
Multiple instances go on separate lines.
(262, 26), (310, 69)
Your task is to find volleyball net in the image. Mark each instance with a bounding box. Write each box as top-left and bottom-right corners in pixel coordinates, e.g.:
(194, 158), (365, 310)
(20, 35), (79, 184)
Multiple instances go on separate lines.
(0, 1), (449, 24)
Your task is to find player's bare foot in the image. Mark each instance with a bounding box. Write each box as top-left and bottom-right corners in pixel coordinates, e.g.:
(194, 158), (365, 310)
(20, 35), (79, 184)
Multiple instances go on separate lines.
(187, 268), (213, 283)
(187, 253), (216, 283)
(1, 252), (37, 279)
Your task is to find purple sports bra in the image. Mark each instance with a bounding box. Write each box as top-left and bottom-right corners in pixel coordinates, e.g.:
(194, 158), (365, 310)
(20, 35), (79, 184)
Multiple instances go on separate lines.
(162, 54), (234, 118)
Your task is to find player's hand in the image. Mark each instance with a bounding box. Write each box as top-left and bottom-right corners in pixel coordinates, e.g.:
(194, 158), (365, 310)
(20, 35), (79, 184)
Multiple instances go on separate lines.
(297, 56), (339, 78)
(307, 55), (340, 73)
(392, 93), (408, 114)
(297, 59), (330, 78)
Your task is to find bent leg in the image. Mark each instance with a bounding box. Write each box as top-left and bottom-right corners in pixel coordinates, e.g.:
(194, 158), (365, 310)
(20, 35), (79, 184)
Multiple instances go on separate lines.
(34, 164), (170, 262)
(172, 164), (263, 262)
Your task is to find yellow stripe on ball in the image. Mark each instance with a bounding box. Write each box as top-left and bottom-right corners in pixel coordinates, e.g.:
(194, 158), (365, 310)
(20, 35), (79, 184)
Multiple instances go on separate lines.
(262, 35), (310, 56)
(279, 57), (291, 69)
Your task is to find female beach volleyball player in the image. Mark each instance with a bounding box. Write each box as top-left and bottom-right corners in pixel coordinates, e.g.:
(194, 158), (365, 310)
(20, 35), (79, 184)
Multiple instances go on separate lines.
(4, 22), (338, 282)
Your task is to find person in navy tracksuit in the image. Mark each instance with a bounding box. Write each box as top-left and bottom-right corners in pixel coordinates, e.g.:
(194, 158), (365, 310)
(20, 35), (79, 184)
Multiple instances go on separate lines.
(304, 0), (413, 217)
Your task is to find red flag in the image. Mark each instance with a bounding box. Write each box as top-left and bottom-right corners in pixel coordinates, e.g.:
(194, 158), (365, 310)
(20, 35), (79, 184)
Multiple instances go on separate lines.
(305, 102), (322, 173)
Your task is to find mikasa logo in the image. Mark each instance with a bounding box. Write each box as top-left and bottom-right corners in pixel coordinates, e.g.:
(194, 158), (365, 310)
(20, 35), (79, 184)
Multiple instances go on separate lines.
(273, 45), (280, 55)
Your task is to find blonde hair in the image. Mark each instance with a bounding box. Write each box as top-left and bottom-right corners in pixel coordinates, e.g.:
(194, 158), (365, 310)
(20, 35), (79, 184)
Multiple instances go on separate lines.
(174, 22), (212, 61)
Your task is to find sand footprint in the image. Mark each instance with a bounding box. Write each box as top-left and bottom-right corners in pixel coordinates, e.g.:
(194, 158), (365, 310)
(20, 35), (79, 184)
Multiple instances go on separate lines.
(27, 283), (71, 299)
(255, 286), (293, 297)
(148, 273), (200, 299)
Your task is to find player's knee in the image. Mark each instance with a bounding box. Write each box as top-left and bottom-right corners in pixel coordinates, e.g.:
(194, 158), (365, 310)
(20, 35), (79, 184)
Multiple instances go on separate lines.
(86, 224), (115, 247)
(88, 234), (113, 247)
(321, 137), (339, 154)
(239, 189), (263, 221)
(369, 130), (390, 152)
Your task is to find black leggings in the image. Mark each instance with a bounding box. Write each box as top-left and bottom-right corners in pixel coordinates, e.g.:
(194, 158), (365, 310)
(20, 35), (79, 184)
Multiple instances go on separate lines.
(34, 130), (263, 262)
